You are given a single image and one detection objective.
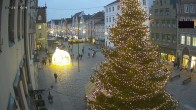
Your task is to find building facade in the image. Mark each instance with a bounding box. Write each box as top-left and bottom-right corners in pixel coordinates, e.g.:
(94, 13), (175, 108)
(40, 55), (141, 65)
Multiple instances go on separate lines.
(71, 11), (85, 39)
(94, 18), (105, 46)
(177, 0), (196, 70)
(0, 0), (39, 110)
(150, 0), (178, 62)
(104, 0), (121, 47)
(104, 0), (152, 47)
(47, 19), (66, 38)
(80, 14), (91, 40)
(36, 6), (48, 50)
(88, 11), (104, 44)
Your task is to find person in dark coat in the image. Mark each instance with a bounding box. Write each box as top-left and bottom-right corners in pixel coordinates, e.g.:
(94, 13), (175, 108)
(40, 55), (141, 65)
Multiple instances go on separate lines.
(54, 73), (58, 82)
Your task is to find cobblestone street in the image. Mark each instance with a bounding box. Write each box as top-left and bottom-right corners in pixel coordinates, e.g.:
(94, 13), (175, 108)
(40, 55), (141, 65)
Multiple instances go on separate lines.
(38, 42), (105, 110)
(37, 42), (196, 110)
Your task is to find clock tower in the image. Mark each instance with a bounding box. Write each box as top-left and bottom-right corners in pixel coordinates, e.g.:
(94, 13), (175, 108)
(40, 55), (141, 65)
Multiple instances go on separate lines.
(36, 5), (48, 51)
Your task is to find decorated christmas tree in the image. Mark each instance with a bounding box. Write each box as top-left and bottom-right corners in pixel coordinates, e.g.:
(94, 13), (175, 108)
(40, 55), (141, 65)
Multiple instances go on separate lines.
(87, 0), (178, 109)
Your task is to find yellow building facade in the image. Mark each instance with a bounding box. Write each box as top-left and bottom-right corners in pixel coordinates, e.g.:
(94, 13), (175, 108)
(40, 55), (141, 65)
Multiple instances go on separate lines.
(36, 23), (48, 50)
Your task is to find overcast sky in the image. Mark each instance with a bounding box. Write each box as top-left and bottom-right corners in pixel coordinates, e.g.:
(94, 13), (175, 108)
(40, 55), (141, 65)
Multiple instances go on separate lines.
(38, 0), (115, 21)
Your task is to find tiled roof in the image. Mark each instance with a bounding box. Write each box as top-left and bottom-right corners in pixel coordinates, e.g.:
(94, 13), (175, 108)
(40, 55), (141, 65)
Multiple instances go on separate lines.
(106, 0), (120, 6)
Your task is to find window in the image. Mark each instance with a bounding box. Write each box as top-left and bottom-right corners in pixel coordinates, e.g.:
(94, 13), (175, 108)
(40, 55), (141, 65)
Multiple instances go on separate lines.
(106, 18), (108, 22)
(167, 21), (170, 27)
(172, 36), (176, 43)
(106, 8), (108, 13)
(112, 7), (114, 11)
(160, 9), (163, 15)
(172, 21), (176, 28)
(165, 8), (169, 15)
(21, 10), (24, 38)
(113, 17), (115, 22)
(109, 17), (111, 22)
(187, 35), (191, 45)
(162, 21), (165, 27)
(155, 9), (158, 15)
(17, 1), (22, 41)
(167, 35), (171, 42)
(184, 4), (190, 13)
(190, 5), (195, 13)
(109, 7), (111, 12)
(8, 0), (16, 45)
(181, 35), (185, 44)
(193, 37), (196, 46)
(160, 0), (163, 6)
(162, 35), (166, 41)
(0, 0), (2, 51)
(38, 25), (42, 30)
(143, 0), (146, 5)
(157, 21), (160, 27)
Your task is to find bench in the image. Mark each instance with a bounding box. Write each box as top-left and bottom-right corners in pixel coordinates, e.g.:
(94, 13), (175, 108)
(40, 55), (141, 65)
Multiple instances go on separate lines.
(182, 77), (191, 85)
(170, 74), (180, 81)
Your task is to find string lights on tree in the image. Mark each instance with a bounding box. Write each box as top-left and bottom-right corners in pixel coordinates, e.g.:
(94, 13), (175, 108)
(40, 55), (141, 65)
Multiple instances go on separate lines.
(87, 0), (178, 109)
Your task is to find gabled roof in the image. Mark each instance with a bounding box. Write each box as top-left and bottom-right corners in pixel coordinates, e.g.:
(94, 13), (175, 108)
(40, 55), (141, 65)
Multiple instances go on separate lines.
(72, 11), (84, 18)
(106, 0), (120, 6)
(36, 6), (47, 23)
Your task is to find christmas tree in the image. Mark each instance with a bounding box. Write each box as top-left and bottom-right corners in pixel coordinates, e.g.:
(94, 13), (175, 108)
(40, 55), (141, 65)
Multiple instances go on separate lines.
(86, 0), (178, 110)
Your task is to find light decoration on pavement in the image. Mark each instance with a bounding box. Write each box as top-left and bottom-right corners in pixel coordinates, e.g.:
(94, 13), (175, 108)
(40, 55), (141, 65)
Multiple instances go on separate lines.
(52, 47), (71, 66)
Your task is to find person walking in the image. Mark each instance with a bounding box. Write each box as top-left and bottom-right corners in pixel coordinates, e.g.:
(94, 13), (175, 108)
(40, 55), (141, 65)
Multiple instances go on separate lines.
(88, 53), (90, 57)
(54, 73), (58, 82)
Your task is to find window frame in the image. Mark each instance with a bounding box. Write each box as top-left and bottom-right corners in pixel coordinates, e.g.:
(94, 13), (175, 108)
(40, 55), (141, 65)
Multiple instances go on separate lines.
(187, 35), (191, 45)
(181, 35), (185, 44)
(192, 36), (196, 46)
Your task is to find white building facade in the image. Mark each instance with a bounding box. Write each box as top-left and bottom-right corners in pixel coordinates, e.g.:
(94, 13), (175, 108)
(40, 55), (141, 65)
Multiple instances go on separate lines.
(104, 0), (153, 47)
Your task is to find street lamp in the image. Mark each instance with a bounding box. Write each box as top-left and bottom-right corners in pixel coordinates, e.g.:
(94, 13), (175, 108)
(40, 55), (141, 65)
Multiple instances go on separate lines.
(77, 17), (80, 72)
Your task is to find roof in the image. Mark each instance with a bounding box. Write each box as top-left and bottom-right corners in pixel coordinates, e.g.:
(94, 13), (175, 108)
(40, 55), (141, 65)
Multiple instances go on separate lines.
(72, 11), (84, 18)
(91, 11), (104, 19)
(82, 15), (92, 21)
(106, 0), (120, 6)
(66, 18), (72, 24)
(36, 6), (47, 23)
